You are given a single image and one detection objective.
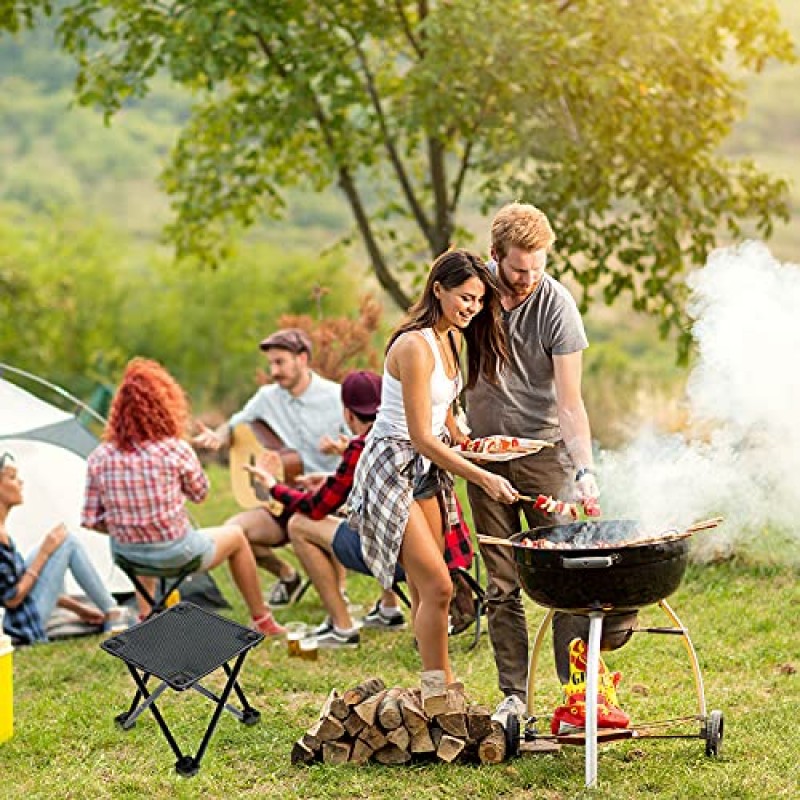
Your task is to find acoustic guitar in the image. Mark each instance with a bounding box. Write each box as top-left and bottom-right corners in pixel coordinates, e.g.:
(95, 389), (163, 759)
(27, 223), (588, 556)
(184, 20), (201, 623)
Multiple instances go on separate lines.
(228, 420), (304, 515)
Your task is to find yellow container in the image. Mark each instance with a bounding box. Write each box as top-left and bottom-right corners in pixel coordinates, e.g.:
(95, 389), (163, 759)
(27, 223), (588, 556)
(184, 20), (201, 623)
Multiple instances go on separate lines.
(0, 633), (13, 744)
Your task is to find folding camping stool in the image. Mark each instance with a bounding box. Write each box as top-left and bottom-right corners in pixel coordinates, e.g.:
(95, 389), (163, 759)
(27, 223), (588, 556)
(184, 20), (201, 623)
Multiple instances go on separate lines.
(113, 553), (204, 620)
(101, 602), (263, 776)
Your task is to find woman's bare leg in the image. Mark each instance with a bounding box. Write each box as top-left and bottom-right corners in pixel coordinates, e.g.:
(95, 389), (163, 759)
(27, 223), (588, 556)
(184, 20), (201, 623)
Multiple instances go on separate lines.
(399, 500), (453, 682)
(207, 524), (269, 619)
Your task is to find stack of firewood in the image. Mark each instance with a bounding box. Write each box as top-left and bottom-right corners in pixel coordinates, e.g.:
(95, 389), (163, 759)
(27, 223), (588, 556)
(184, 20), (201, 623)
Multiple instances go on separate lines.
(291, 677), (507, 766)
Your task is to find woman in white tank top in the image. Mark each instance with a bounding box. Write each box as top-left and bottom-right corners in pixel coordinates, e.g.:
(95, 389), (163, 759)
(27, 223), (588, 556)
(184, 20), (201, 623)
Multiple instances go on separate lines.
(348, 249), (518, 689)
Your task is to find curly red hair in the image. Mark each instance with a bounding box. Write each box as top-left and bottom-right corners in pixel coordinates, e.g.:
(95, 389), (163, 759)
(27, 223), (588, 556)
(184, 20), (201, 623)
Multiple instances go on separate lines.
(105, 358), (189, 450)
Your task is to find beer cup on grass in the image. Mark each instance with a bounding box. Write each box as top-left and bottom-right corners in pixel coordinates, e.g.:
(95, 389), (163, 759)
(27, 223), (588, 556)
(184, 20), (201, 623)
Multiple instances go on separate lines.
(285, 622), (307, 657)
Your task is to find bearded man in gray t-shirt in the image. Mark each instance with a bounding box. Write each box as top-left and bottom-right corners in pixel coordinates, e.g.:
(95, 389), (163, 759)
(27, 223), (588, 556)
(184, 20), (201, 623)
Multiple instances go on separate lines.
(465, 203), (605, 723)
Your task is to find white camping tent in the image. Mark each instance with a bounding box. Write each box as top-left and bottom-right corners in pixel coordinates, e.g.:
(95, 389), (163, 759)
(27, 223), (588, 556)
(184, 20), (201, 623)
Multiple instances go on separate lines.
(0, 367), (132, 595)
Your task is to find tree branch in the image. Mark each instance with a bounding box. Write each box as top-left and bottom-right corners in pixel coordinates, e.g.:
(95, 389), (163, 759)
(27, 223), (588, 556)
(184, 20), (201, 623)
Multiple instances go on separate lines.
(326, 12), (435, 248)
(448, 139), (473, 220)
(252, 29), (411, 308)
(428, 136), (451, 253)
(337, 166), (412, 308)
(393, 0), (423, 58)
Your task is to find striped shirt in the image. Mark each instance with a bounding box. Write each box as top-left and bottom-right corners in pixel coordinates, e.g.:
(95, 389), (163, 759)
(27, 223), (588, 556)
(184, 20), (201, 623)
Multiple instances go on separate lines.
(82, 438), (208, 544)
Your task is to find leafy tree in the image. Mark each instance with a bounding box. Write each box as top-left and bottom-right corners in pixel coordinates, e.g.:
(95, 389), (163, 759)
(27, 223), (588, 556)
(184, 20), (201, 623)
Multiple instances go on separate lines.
(3, 0), (795, 356)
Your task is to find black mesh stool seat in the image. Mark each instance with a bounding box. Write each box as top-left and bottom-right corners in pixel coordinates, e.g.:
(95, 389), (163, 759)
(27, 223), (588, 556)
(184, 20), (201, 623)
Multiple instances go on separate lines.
(101, 602), (264, 776)
(114, 553), (204, 619)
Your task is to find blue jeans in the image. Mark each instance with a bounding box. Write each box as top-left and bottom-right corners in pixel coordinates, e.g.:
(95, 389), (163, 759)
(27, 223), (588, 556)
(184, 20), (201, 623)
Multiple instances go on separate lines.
(26, 533), (116, 623)
(110, 528), (215, 571)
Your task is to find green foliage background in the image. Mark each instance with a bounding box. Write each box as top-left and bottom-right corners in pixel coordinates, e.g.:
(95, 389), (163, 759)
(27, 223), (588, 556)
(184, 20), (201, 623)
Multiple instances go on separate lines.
(0, 2), (798, 444)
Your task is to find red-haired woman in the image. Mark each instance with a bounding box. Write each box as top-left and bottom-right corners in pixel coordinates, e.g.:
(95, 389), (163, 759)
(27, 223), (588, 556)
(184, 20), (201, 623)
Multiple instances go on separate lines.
(81, 358), (284, 636)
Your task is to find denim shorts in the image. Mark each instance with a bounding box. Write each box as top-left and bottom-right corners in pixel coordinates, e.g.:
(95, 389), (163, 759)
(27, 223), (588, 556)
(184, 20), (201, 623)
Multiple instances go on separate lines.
(111, 528), (216, 571)
(412, 464), (441, 501)
(332, 520), (406, 583)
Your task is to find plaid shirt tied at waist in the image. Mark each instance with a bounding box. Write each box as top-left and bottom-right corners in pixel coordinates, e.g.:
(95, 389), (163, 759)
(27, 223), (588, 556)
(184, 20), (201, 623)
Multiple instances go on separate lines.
(347, 435), (472, 590)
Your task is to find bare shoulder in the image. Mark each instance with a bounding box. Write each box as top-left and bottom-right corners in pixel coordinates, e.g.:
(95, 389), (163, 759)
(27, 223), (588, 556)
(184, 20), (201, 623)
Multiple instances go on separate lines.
(387, 330), (433, 377)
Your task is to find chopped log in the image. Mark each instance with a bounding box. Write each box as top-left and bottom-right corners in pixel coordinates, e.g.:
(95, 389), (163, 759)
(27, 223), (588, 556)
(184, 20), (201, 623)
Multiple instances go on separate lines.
(477, 720), (507, 764)
(358, 725), (389, 751)
(386, 725), (411, 751)
(429, 724), (443, 749)
(343, 711), (368, 737)
(374, 743), (412, 765)
(519, 738), (562, 755)
(409, 727), (436, 754)
(320, 689), (350, 721)
(445, 683), (467, 714)
(291, 738), (317, 765)
(377, 688), (404, 730)
(421, 670), (448, 717)
(307, 715), (345, 742)
(301, 730), (321, 753)
(322, 741), (352, 765)
(466, 705), (493, 742)
(436, 710), (467, 738)
(436, 734), (465, 763)
(350, 738), (374, 766)
(354, 689), (387, 726)
(344, 677), (386, 706)
(398, 690), (428, 735)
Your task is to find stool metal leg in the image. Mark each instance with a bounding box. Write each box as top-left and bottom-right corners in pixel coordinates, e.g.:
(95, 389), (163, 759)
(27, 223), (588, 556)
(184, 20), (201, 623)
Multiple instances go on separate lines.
(127, 666), (187, 765)
(190, 652), (250, 774)
(221, 661), (262, 725)
(118, 674), (170, 729)
(116, 672), (152, 730)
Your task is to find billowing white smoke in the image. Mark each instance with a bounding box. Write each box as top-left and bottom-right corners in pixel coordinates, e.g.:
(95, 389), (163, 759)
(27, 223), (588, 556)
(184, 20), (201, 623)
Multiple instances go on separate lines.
(598, 242), (800, 558)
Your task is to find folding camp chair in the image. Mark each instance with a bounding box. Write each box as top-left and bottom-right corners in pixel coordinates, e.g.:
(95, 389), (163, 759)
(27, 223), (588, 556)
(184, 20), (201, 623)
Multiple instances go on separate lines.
(113, 553), (203, 619)
(102, 602), (263, 776)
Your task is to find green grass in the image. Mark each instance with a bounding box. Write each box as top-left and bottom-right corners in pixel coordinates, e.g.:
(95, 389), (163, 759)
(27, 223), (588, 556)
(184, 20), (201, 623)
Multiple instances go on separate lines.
(1, 467), (797, 799)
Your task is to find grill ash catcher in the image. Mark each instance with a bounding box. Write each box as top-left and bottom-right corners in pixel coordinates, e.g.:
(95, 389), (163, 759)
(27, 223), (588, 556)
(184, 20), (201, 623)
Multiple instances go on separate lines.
(481, 517), (725, 788)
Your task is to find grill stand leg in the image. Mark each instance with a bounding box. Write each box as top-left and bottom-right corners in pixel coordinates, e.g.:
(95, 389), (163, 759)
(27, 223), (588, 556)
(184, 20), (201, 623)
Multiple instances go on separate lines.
(585, 612), (603, 788)
(526, 609), (554, 716)
(658, 599), (707, 720)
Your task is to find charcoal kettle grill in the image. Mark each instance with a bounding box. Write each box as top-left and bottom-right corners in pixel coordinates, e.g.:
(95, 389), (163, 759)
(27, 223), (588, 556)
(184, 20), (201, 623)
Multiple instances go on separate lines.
(497, 518), (724, 787)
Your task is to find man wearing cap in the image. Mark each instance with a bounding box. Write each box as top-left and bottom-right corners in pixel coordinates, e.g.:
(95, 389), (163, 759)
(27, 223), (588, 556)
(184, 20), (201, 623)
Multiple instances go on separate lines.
(193, 327), (346, 607)
(245, 371), (406, 647)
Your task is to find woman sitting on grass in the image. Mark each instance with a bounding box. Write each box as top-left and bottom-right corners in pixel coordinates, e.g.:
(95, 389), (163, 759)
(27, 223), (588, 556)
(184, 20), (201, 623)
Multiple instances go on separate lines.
(81, 357), (285, 636)
(0, 451), (123, 645)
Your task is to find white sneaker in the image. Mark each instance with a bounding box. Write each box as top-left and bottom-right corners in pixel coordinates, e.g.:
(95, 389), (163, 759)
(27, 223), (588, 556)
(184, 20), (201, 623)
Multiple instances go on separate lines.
(494, 695), (527, 719)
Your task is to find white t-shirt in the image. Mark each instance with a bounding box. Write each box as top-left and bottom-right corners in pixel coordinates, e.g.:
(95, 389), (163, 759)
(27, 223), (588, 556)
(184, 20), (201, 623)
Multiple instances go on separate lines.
(228, 372), (345, 473)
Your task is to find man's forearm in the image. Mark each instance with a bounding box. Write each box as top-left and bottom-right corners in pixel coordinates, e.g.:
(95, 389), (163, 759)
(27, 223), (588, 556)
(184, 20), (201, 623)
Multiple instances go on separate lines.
(558, 402), (594, 474)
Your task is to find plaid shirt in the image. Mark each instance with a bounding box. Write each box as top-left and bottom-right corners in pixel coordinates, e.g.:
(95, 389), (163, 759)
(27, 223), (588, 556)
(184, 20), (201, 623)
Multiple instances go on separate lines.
(0, 538), (47, 645)
(82, 438), (208, 544)
(273, 433), (472, 573)
(271, 436), (364, 520)
(348, 435), (473, 589)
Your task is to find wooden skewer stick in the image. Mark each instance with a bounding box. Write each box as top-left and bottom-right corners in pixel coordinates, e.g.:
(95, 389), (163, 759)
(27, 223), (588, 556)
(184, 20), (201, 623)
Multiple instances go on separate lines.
(684, 516), (724, 533)
(476, 535), (517, 548)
